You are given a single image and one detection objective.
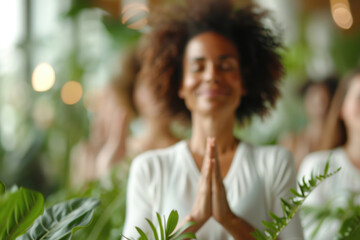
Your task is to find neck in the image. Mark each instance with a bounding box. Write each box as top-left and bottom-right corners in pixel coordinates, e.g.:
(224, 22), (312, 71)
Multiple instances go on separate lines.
(189, 113), (237, 156)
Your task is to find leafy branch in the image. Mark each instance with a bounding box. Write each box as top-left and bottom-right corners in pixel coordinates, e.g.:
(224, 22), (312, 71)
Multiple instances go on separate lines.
(123, 210), (196, 240)
(251, 160), (341, 240)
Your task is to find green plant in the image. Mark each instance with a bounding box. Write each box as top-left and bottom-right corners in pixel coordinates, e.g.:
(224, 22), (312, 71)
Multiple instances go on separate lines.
(0, 181), (100, 240)
(123, 210), (196, 240)
(0, 185), (44, 240)
(251, 161), (341, 240)
(301, 191), (360, 240)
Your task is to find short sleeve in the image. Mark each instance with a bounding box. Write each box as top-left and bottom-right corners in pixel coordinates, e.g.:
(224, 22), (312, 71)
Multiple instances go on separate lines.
(122, 155), (153, 239)
(266, 147), (304, 239)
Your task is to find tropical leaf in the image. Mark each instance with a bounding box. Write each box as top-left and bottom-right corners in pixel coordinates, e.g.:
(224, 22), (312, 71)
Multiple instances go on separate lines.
(0, 187), (44, 240)
(18, 198), (100, 240)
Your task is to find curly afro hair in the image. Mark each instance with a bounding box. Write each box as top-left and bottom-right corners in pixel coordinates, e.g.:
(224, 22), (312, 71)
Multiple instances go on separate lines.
(138, 0), (284, 123)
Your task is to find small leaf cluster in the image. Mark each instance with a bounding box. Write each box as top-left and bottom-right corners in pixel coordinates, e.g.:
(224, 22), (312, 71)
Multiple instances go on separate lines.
(251, 160), (341, 240)
(123, 210), (196, 240)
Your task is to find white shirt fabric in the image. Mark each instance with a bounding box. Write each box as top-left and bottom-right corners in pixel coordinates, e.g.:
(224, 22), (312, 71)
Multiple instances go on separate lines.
(123, 140), (304, 239)
(298, 147), (360, 240)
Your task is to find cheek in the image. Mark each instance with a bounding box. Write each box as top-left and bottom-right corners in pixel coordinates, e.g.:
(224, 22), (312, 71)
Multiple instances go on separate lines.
(342, 98), (360, 122)
(179, 76), (199, 97)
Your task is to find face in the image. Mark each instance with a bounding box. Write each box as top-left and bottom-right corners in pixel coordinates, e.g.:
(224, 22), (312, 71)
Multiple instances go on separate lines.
(133, 79), (164, 119)
(304, 84), (331, 121)
(341, 75), (360, 130)
(179, 32), (245, 117)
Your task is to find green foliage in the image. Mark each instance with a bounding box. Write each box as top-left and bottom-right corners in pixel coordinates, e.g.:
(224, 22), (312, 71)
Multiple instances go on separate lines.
(0, 184), (44, 240)
(123, 210), (196, 240)
(18, 198), (100, 240)
(302, 192), (360, 240)
(338, 215), (360, 239)
(251, 161), (341, 240)
(0, 181), (100, 240)
(47, 161), (130, 240)
(0, 181), (5, 195)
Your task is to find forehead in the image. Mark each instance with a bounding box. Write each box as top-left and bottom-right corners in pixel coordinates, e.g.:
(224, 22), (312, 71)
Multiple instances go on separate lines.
(184, 31), (238, 59)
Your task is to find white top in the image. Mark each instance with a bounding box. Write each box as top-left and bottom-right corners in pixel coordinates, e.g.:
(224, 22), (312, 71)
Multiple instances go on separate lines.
(298, 148), (360, 240)
(123, 140), (304, 239)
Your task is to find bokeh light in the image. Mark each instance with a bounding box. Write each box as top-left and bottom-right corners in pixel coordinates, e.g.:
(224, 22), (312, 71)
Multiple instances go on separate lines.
(121, 2), (149, 30)
(32, 62), (56, 92)
(331, 0), (353, 29)
(61, 81), (83, 105)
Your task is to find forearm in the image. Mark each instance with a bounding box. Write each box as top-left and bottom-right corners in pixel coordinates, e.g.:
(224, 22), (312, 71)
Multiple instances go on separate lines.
(221, 212), (255, 240)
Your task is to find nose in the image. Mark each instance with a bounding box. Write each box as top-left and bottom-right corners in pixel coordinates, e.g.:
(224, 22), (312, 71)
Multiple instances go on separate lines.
(203, 63), (219, 83)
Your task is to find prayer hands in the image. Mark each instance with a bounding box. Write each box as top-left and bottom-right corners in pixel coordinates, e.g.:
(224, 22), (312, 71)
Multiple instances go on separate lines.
(189, 137), (233, 226)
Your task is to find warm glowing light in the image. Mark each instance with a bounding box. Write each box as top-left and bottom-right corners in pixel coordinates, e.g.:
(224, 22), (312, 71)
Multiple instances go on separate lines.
(121, 3), (149, 30)
(331, 0), (353, 29)
(32, 63), (55, 92)
(61, 81), (83, 105)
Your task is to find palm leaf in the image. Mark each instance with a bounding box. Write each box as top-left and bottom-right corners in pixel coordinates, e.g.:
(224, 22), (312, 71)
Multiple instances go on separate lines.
(0, 187), (44, 240)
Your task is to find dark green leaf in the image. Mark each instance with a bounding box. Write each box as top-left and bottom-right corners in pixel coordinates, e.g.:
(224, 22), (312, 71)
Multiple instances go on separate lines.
(169, 221), (195, 239)
(324, 160), (330, 175)
(0, 187), (44, 240)
(146, 218), (159, 240)
(18, 198), (100, 240)
(290, 188), (302, 198)
(172, 232), (196, 240)
(262, 220), (277, 232)
(250, 229), (267, 240)
(156, 213), (165, 240)
(136, 227), (148, 240)
(166, 210), (179, 236)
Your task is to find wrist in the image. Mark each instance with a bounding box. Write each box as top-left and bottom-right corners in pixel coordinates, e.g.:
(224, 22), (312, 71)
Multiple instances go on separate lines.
(186, 214), (205, 231)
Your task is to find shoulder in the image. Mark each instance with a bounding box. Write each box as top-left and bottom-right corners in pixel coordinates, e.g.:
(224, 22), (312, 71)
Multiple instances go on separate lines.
(129, 140), (186, 176)
(249, 143), (294, 165)
(298, 148), (342, 180)
(240, 142), (295, 175)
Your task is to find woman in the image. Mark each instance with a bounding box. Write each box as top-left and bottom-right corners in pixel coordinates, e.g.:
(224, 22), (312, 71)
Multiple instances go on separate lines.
(123, 0), (303, 239)
(70, 48), (180, 187)
(298, 68), (360, 239)
(279, 77), (338, 170)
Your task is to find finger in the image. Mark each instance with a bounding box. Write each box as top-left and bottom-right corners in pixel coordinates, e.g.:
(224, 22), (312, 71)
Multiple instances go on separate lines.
(210, 138), (222, 182)
(201, 137), (214, 173)
(212, 158), (222, 192)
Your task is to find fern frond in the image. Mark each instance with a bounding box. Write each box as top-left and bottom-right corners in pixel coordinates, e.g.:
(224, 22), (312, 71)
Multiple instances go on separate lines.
(251, 159), (341, 240)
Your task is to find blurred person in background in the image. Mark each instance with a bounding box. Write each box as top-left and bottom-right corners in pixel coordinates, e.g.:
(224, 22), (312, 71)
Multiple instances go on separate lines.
(70, 48), (180, 188)
(122, 0), (303, 239)
(279, 76), (338, 170)
(298, 68), (360, 239)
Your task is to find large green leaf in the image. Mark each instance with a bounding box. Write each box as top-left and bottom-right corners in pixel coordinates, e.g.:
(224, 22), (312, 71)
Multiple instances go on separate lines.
(0, 187), (44, 240)
(18, 198), (100, 240)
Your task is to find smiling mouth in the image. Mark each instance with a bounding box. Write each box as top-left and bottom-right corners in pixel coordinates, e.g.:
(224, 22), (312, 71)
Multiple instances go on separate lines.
(199, 89), (228, 97)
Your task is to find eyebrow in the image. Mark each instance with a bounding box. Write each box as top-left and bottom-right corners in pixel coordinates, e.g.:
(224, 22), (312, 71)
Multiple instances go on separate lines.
(190, 54), (238, 62)
(219, 54), (238, 60)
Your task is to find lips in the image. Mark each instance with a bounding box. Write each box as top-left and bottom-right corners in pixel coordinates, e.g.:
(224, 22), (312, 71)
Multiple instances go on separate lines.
(198, 88), (228, 97)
